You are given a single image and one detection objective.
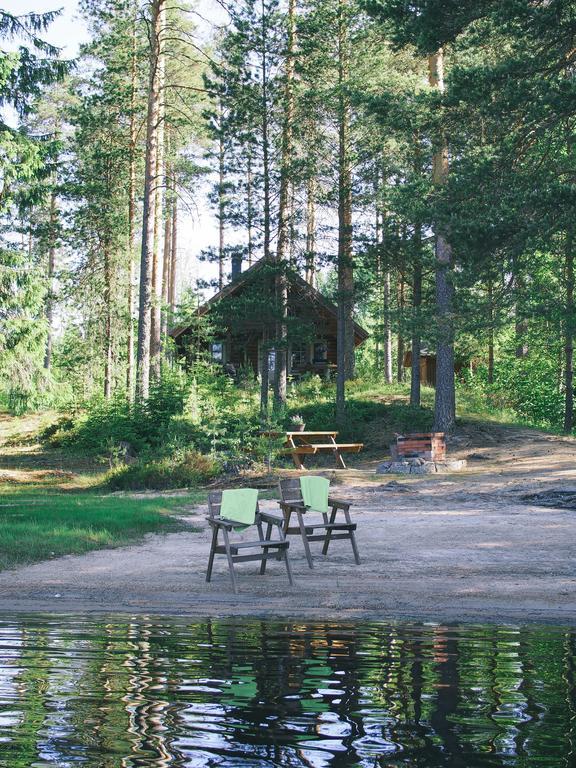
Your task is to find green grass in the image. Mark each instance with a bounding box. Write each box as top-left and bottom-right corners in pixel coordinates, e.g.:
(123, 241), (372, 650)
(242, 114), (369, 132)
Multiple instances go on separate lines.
(0, 488), (203, 570)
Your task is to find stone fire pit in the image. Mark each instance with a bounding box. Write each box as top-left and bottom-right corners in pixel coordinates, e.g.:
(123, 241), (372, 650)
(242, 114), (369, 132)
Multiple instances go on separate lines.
(377, 432), (467, 475)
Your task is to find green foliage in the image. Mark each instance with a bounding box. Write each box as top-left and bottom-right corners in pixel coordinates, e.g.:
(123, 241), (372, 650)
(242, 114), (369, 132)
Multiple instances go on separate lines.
(50, 371), (191, 453)
(0, 245), (49, 413)
(462, 357), (565, 430)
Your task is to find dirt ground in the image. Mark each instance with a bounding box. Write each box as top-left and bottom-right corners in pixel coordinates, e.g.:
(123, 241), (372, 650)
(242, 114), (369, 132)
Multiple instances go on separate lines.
(1, 422), (576, 625)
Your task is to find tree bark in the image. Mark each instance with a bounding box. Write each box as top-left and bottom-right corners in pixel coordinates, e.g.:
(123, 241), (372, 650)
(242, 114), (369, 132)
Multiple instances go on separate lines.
(104, 246), (113, 399)
(383, 270), (393, 383)
(514, 272), (528, 358)
(218, 110), (225, 290)
(337, 0), (355, 394)
(397, 274), (405, 383)
(169, 186), (177, 312)
(261, 0), (271, 260)
(429, 48), (455, 432)
(260, 329), (269, 419)
(274, 0), (297, 409)
(43, 185), (57, 371)
(259, 0), (272, 412)
(487, 281), (494, 385)
(150, 41), (166, 384)
(305, 175), (316, 286)
(564, 226), (574, 432)
(410, 224), (422, 407)
(247, 151), (254, 266)
(136, 0), (165, 400)
(126, 11), (137, 400)
(161, 164), (172, 351)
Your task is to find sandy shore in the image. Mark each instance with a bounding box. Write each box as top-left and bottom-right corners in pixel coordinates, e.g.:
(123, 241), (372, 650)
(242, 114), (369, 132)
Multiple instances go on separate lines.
(1, 424), (576, 625)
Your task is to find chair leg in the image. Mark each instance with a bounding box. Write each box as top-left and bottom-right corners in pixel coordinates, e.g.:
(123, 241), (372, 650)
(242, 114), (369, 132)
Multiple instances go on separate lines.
(282, 508), (291, 536)
(322, 508), (337, 556)
(258, 520), (268, 575)
(206, 526), (218, 583)
(283, 546), (294, 586)
(297, 509), (314, 569)
(345, 510), (361, 565)
(279, 509), (291, 560)
(222, 527), (238, 593)
(350, 530), (361, 565)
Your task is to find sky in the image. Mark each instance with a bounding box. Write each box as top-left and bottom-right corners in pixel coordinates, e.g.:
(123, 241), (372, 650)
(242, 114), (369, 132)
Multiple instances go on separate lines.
(5, 0), (229, 299)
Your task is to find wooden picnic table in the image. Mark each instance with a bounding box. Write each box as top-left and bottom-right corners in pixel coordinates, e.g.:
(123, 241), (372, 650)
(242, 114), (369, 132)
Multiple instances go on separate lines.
(283, 430), (363, 470)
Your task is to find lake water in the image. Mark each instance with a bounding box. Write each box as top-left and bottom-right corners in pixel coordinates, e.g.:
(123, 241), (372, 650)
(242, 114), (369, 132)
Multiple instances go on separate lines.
(0, 615), (574, 767)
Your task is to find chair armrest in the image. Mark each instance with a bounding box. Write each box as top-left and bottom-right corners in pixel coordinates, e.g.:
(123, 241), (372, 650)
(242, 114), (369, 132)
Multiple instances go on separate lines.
(278, 501), (307, 513)
(258, 511), (284, 526)
(328, 497), (351, 510)
(205, 516), (235, 530)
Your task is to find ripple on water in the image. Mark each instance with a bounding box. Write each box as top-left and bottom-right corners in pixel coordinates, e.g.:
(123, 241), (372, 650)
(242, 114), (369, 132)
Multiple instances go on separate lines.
(0, 616), (573, 767)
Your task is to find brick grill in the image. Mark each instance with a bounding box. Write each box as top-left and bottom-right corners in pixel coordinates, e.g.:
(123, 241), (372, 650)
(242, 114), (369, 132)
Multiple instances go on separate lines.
(394, 432), (446, 461)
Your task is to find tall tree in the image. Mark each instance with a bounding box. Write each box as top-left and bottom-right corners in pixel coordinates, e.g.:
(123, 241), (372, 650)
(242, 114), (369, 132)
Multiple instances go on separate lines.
(274, 0), (297, 408)
(336, 0), (355, 421)
(137, 0), (166, 400)
(428, 48), (454, 431)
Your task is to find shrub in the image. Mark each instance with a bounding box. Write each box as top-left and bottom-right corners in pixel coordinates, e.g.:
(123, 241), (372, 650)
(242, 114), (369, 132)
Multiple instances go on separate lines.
(106, 448), (220, 490)
(52, 371), (192, 453)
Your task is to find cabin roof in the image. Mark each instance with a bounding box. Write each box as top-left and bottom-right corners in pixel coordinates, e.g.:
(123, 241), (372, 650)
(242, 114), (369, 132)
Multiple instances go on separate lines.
(170, 258), (369, 343)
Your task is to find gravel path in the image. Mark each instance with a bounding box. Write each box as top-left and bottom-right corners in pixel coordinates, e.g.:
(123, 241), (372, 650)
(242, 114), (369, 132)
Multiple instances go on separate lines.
(2, 428), (576, 624)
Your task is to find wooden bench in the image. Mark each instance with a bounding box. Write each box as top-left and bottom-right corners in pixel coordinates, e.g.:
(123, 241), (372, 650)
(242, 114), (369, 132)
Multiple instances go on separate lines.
(284, 431), (363, 470)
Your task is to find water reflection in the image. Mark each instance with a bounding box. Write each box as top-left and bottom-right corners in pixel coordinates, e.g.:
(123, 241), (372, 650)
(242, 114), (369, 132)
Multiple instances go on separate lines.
(0, 616), (573, 766)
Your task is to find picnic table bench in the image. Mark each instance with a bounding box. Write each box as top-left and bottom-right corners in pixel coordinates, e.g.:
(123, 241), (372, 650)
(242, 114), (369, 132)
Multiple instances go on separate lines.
(284, 431), (363, 470)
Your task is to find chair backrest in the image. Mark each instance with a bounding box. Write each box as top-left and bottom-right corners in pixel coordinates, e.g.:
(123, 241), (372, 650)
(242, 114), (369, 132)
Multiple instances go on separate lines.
(208, 490), (260, 521)
(279, 478), (305, 504)
(207, 491), (223, 518)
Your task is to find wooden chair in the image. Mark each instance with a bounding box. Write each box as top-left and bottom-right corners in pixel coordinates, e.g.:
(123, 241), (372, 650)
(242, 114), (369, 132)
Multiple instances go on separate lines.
(206, 491), (293, 593)
(277, 478), (360, 569)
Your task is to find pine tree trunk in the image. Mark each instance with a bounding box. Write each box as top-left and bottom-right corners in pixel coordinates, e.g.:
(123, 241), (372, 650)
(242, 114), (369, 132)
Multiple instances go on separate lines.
(126, 12), (137, 400)
(43, 186), (57, 371)
(487, 281), (495, 385)
(274, 0), (297, 410)
(218, 118), (225, 290)
(305, 175), (316, 286)
(260, 329), (269, 419)
(169, 188), (177, 312)
(161, 167), (172, 351)
(410, 224), (422, 407)
(261, 0), (271, 260)
(384, 271), (393, 384)
(429, 49), (455, 432)
(337, 0), (355, 390)
(150, 48), (166, 384)
(514, 273), (528, 358)
(247, 152), (254, 266)
(289, 180), (297, 266)
(564, 226), (574, 432)
(377, 207), (393, 385)
(104, 246), (113, 399)
(136, 0), (165, 400)
(397, 274), (405, 383)
(259, 0), (272, 411)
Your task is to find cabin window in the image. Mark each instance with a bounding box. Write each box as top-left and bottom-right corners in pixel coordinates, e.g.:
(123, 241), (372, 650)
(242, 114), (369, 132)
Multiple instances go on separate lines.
(210, 342), (224, 362)
(291, 343), (308, 369)
(313, 341), (328, 364)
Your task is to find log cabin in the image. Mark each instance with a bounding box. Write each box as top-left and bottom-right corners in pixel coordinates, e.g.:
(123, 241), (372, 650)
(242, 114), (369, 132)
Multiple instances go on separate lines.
(170, 258), (369, 379)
